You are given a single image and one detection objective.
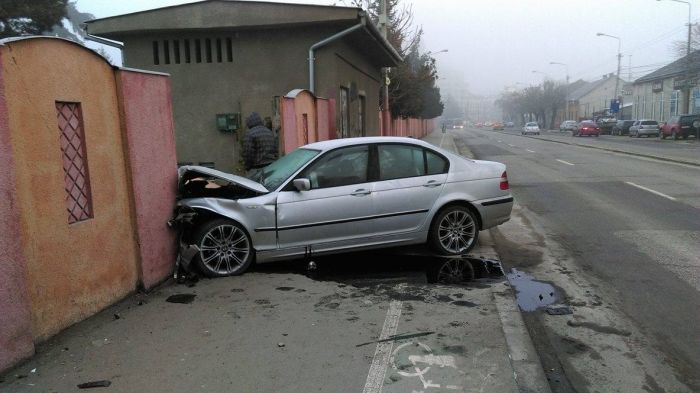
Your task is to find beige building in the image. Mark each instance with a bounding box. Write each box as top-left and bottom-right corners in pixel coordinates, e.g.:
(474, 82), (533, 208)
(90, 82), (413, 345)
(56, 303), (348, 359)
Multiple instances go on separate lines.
(568, 74), (627, 121)
(632, 50), (700, 122)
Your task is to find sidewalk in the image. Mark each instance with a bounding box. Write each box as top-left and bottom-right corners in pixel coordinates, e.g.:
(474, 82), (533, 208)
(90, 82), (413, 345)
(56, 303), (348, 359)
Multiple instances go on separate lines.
(0, 130), (550, 393)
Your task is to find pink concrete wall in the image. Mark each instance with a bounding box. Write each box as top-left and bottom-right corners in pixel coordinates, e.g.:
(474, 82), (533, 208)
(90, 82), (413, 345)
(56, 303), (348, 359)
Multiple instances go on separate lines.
(281, 97), (298, 154)
(316, 99), (330, 142)
(293, 91), (317, 145)
(381, 115), (434, 138)
(0, 49), (35, 372)
(3, 38), (140, 341)
(116, 70), (178, 290)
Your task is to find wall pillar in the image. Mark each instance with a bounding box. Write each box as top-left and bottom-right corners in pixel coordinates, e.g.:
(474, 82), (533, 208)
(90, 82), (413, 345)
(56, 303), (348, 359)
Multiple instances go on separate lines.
(0, 50), (35, 371)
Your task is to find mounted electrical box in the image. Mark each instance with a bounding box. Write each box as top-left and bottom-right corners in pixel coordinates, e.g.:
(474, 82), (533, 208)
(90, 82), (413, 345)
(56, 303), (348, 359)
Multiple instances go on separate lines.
(216, 113), (240, 132)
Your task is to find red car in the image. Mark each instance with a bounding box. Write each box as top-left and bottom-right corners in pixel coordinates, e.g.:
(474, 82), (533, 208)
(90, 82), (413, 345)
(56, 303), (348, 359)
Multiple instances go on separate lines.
(573, 121), (600, 137)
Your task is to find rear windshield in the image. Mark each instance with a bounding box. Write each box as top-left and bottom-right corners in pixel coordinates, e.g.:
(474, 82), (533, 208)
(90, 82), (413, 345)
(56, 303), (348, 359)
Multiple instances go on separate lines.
(580, 122), (596, 126)
(641, 121), (658, 125)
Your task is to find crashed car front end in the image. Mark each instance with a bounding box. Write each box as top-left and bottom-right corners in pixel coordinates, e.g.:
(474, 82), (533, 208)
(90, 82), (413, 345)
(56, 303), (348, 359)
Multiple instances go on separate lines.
(169, 166), (275, 278)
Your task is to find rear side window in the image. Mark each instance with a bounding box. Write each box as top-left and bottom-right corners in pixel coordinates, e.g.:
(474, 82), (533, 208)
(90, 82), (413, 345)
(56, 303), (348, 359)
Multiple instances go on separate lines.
(426, 150), (449, 175)
(379, 144), (425, 180)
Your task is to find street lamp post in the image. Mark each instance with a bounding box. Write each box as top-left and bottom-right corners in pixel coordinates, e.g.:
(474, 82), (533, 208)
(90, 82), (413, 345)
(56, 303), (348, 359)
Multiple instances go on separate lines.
(550, 61), (570, 121)
(596, 32), (622, 117)
(658, 0), (693, 114)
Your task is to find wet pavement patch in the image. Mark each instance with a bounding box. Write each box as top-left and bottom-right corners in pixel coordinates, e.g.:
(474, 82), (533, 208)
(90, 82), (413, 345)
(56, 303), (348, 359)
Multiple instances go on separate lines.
(506, 268), (559, 311)
(275, 287), (295, 291)
(166, 294), (196, 304)
(451, 300), (478, 307)
(545, 305), (572, 315)
(77, 380), (111, 389)
(566, 320), (631, 336)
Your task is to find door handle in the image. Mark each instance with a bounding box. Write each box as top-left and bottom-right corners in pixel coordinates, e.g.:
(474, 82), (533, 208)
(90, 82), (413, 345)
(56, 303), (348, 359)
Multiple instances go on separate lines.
(423, 180), (442, 188)
(351, 189), (371, 196)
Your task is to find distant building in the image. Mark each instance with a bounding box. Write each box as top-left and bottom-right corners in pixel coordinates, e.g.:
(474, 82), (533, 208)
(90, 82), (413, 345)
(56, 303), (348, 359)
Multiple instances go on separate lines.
(568, 74), (628, 120)
(632, 50), (700, 121)
(87, 0), (401, 172)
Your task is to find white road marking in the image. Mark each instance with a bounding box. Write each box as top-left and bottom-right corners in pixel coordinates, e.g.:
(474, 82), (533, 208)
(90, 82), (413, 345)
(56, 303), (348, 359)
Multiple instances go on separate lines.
(439, 132), (445, 148)
(526, 149), (535, 153)
(507, 144), (515, 147)
(625, 182), (677, 201)
(363, 300), (403, 393)
(556, 159), (575, 166)
(498, 140), (502, 143)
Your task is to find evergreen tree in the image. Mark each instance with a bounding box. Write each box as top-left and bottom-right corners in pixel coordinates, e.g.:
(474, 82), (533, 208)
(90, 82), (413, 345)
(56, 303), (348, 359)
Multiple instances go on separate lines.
(0, 0), (68, 38)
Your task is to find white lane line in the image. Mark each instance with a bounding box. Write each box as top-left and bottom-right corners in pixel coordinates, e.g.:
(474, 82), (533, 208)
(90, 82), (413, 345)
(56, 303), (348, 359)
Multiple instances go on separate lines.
(507, 144), (515, 147)
(526, 149), (535, 153)
(625, 182), (677, 201)
(439, 132), (445, 148)
(556, 159), (575, 166)
(363, 300), (403, 393)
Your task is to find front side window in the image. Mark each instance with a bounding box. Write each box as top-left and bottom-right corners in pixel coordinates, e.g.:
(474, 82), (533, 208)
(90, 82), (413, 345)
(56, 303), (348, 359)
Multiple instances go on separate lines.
(301, 145), (368, 189)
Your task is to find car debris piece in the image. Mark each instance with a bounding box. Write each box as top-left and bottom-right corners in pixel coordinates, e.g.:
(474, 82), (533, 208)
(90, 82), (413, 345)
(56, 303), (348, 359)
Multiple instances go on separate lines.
(545, 305), (573, 315)
(278, 342), (285, 348)
(77, 380), (111, 389)
(166, 294), (196, 304)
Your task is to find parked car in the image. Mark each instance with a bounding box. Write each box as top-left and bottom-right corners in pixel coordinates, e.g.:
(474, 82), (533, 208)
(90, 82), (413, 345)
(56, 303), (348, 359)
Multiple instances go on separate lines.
(492, 122), (505, 130)
(171, 137), (514, 277)
(559, 120), (577, 132)
(659, 114), (700, 140)
(612, 120), (635, 136)
(522, 122), (540, 135)
(596, 117), (617, 135)
(505, 121), (515, 128)
(573, 121), (600, 137)
(629, 120), (659, 138)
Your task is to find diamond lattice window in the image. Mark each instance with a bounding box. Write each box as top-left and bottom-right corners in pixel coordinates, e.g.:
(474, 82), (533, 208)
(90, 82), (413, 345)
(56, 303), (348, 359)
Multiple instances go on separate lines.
(56, 102), (93, 224)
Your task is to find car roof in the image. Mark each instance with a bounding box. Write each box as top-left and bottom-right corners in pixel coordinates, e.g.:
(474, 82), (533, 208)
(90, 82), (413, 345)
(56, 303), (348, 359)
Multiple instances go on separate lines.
(302, 136), (435, 151)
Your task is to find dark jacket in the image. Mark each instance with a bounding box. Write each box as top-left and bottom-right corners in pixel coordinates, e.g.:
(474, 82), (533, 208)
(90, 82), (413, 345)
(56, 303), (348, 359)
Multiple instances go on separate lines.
(242, 112), (278, 170)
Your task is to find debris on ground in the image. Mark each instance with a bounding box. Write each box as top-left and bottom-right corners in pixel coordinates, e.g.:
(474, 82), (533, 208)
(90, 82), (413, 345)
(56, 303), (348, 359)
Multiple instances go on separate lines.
(77, 380), (111, 389)
(113, 313), (121, 320)
(166, 294), (196, 304)
(278, 342), (285, 348)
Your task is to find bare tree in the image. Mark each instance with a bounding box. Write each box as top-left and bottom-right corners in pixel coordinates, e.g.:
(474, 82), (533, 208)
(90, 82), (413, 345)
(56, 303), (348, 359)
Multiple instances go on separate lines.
(671, 24), (700, 58)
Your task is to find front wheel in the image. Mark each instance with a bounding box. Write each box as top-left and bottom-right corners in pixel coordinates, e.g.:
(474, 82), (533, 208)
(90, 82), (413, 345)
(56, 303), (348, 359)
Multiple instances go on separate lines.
(192, 218), (254, 277)
(429, 206), (479, 255)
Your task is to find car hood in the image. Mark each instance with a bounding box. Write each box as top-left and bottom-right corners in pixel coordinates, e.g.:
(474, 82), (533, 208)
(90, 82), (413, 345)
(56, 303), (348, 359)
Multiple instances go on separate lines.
(178, 165), (269, 194)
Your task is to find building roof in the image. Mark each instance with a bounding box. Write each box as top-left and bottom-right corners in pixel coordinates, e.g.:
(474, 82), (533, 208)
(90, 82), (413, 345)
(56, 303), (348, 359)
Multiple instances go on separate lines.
(635, 50), (700, 84)
(86, 0), (401, 66)
(568, 75), (623, 101)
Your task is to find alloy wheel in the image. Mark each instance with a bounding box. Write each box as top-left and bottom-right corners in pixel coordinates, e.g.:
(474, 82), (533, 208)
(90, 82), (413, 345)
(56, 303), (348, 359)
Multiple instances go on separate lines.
(437, 210), (476, 253)
(199, 224), (250, 275)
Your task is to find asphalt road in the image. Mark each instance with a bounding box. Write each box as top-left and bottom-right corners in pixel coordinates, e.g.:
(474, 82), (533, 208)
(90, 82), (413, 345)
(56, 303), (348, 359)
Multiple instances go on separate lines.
(454, 127), (700, 392)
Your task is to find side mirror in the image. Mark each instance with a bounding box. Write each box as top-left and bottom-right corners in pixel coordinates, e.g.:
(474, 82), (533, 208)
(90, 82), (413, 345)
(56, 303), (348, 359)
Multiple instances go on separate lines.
(293, 178), (311, 192)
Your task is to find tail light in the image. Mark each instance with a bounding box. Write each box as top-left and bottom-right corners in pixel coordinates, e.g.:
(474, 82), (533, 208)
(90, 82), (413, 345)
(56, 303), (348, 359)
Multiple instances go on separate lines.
(582, 127), (588, 131)
(500, 171), (509, 190)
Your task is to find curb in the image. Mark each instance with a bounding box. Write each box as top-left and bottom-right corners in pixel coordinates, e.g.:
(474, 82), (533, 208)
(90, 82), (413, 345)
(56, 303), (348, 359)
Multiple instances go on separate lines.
(439, 130), (552, 393)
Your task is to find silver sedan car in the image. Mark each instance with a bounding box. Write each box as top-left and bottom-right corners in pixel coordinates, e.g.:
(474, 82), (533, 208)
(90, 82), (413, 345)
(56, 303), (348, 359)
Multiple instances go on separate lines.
(173, 137), (513, 277)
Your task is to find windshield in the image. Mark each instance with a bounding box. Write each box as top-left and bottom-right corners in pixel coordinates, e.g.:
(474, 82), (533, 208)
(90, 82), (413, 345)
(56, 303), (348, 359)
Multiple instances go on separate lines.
(251, 148), (320, 190)
(526, 122), (538, 126)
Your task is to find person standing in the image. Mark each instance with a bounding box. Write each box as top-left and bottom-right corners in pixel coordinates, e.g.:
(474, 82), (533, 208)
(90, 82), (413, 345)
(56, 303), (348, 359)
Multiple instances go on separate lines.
(242, 112), (278, 178)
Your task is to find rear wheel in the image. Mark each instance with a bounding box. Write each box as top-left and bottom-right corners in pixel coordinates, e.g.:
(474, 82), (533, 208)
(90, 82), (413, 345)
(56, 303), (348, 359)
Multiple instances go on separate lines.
(429, 205), (479, 255)
(192, 218), (253, 277)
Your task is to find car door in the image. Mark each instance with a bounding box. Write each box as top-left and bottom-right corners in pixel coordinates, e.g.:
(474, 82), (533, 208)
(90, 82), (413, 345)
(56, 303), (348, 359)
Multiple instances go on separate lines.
(275, 145), (374, 249)
(371, 143), (448, 235)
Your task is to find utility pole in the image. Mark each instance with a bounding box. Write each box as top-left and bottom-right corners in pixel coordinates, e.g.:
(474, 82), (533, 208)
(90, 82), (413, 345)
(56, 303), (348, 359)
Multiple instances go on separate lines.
(378, 0), (391, 135)
(596, 32), (622, 118)
(659, 0), (693, 113)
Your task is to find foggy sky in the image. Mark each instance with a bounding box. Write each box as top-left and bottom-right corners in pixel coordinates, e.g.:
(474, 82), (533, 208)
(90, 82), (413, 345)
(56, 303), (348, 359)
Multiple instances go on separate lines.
(77, 0), (697, 95)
